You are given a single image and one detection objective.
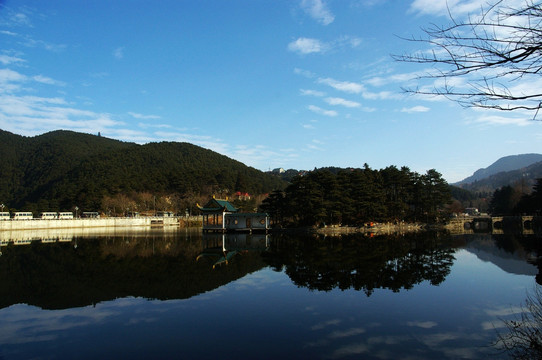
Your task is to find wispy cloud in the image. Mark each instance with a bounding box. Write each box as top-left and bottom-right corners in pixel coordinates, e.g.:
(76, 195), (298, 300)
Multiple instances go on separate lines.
(300, 89), (325, 97)
(325, 97), (361, 108)
(289, 36), (362, 55)
(24, 38), (66, 52)
(300, 0), (335, 25)
(401, 105), (430, 113)
(129, 112), (161, 120)
(138, 123), (172, 129)
(0, 54), (25, 65)
(308, 104), (338, 117)
(0, 68), (27, 91)
(33, 74), (65, 86)
(288, 37), (326, 54)
(365, 72), (420, 87)
(294, 68), (316, 78)
(361, 90), (400, 100)
(0, 68), (65, 92)
(306, 139), (325, 151)
(0, 9), (33, 27)
(113, 47), (124, 60)
(0, 94), (122, 136)
(472, 114), (533, 127)
(318, 77), (365, 94)
(302, 120), (318, 129)
(409, 0), (489, 17)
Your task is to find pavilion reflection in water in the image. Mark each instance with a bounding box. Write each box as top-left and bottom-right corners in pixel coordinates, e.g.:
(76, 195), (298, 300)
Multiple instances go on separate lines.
(197, 233), (270, 268)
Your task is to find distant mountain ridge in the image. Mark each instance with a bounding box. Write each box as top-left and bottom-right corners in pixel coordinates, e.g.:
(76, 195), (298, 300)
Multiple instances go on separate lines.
(0, 129), (286, 211)
(457, 153), (542, 185)
(454, 154), (542, 194)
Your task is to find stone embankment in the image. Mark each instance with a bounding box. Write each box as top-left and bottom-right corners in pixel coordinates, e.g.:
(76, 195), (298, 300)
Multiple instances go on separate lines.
(0, 216), (202, 231)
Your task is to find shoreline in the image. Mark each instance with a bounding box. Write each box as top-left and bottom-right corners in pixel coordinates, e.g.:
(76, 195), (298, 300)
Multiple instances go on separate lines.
(0, 216), (202, 231)
(313, 222), (425, 235)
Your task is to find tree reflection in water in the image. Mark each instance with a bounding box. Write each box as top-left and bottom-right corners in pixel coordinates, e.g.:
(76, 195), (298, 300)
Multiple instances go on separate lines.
(263, 231), (456, 296)
(495, 285), (542, 359)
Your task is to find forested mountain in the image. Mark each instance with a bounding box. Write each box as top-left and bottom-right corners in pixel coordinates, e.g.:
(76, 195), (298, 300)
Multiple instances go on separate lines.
(0, 130), (286, 213)
(456, 154), (542, 186)
(457, 161), (542, 194)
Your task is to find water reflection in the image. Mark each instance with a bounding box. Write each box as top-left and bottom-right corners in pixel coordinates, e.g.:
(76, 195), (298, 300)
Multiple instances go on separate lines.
(197, 233), (269, 269)
(0, 229), (268, 310)
(0, 228), (541, 359)
(264, 232), (457, 296)
(1, 229), (540, 310)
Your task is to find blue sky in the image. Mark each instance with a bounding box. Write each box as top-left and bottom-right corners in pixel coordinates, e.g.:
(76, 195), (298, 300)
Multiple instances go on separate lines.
(1, 0), (541, 183)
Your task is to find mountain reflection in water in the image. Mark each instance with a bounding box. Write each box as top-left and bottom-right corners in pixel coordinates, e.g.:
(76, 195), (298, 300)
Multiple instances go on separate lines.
(0, 228), (541, 359)
(0, 229), (538, 310)
(0, 229), (268, 310)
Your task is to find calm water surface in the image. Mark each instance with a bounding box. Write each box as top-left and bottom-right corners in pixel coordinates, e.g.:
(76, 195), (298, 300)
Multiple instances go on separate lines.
(0, 227), (540, 359)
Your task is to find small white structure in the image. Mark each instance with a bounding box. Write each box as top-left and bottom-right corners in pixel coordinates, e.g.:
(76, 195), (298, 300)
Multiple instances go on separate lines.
(40, 212), (58, 219)
(156, 211), (174, 217)
(58, 212), (74, 219)
(13, 212), (33, 220)
(0, 212), (10, 220)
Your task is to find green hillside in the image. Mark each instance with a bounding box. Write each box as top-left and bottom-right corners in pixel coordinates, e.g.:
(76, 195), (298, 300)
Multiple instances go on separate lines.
(0, 130), (287, 213)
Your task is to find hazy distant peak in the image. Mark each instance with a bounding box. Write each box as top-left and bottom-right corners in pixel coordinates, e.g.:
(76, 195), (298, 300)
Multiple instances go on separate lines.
(457, 153), (542, 185)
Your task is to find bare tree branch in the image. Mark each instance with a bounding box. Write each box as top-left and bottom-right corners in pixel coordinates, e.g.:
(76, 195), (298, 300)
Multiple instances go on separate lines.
(394, 0), (542, 120)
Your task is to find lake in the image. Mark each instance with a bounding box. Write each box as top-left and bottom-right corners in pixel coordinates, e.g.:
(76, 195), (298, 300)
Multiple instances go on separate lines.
(0, 227), (540, 359)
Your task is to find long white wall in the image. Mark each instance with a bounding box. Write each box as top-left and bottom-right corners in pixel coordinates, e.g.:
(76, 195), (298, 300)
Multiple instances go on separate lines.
(0, 217), (179, 231)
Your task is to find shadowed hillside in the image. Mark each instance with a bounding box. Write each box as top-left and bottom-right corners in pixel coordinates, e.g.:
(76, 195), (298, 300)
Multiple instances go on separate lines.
(0, 129), (287, 212)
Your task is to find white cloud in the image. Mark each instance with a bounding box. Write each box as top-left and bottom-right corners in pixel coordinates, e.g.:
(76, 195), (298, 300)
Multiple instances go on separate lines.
(318, 77), (365, 94)
(4, 12), (32, 27)
(33, 75), (65, 86)
(129, 112), (161, 120)
(289, 36), (362, 56)
(409, 0), (489, 17)
(113, 47), (124, 59)
(300, 0), (335, 25)
(325, 97), (361, 108)
(138, 123), (172, 130)
(365, 72), (420, 87)
(306, 142), (324, 151)
(294, 68), (316, 78)
(361, 90), (400, 100)
(308, 104), (338, 116)
(0, 94), (122, 136)
(335, 35), (362, 49)
(288, 38), (326, 54)
(472, 114), (533, 126)
(300, 89), (325, 97)
(0, 68), (66, 92)
(0, 68), (27, 89)
(0, 54), (25, 65)
(401, 105), (430, 113)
